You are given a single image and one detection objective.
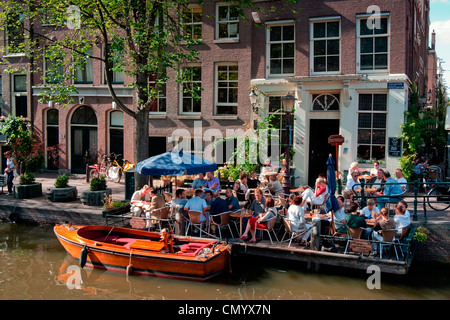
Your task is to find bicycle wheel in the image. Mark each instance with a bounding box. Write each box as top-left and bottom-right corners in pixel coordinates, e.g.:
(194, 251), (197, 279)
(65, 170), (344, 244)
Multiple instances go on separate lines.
(89, 169), (98, 179)
(427, 187), (450, 211)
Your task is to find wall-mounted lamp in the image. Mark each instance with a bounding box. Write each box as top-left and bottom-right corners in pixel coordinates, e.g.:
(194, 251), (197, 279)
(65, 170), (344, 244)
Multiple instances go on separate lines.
(252, 12), (261, 24)
(112, 101), (117, 109)
(249, 89), (259, 113)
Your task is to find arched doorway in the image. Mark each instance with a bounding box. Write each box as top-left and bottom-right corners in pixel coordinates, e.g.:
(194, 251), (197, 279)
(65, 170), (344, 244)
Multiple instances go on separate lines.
(70, 105), (98, 173)
(46, 108), (59, 170)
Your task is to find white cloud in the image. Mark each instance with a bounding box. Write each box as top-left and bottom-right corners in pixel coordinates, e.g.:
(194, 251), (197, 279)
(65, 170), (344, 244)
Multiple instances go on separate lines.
(431, 20), (450, 45)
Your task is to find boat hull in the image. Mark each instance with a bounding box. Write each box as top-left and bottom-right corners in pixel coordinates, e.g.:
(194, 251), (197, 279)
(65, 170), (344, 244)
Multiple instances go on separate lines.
(54, 224), (230, 281)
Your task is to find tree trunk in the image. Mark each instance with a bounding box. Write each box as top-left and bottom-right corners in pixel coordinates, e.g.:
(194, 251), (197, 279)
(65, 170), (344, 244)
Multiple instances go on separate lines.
(134, 105), (150, 189)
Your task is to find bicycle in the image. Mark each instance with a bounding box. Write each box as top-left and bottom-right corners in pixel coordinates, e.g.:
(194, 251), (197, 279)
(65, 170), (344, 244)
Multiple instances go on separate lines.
(106, 153), (135, 183)
(89, 155), (109, 180)
(427, 182), (450, 211)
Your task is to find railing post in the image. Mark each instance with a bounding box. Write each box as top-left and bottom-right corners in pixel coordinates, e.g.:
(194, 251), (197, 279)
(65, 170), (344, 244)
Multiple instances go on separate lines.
(413, 179), (418, 221)
(360, 180), (366, 208)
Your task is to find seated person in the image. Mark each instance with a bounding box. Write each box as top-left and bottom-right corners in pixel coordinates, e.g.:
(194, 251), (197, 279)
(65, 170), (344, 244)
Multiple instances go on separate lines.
(233, 172), (249, 201)
(131, 185), (151, 217)
(370, 161), (380, 176)
(343, 172), (361, 200)
(209, 192), (229, 226)
(267, 174), (283, 197)
(375, 171), (404, 211)
(346, 162), (360, 182)
(368, 169), (385, 192)
(372, 207), (397, 252)
(393, 204), (411, 236)
(204, 190), (214, 211)
(397, 199), (411, 220)
(301, 178), (328, 210)
(360, 199), (380, 219)
(239, 197), (277, 243)
(204, 171), (220, 192)
(260, 158), (276, 180)
(184, 189), (208, 223)
(192, 172), (207, 190)
(395, 168), (408, 192)
(287, 195), (311, 242)
(247, 171), (260, 189)
(171, 189), (188, 235)
(225, 188), (241, 211)
(145, 188), (166, 229)
(249, 188), (266, 217)
(345, 202), (371, 239)
(327, 195), (347, 233)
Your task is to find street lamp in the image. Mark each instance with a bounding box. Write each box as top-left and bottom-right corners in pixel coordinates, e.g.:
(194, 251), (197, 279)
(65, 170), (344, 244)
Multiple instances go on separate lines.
(249, 89), (258, 113)
(280, 93), (296, 195)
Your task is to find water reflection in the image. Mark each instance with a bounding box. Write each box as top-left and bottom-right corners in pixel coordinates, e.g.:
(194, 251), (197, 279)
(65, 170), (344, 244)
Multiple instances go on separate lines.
(0, 222), (449, 300)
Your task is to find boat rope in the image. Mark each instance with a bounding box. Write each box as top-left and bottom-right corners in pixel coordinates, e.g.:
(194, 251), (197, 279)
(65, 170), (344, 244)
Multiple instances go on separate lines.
(103, 226), (115, 242)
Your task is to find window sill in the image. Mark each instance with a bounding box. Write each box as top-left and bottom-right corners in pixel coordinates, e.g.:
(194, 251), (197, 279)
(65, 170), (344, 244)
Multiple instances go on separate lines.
(213, 38), (239, 44)
(212, 115), (238, 120)
(4, 52), (26, 58)
(178, 115), (202, 120)
(149, 113), (167, 119)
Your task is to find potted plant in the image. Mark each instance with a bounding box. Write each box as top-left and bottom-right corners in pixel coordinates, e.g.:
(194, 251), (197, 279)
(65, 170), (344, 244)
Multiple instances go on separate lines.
(411, 226), (429, 251)
(14, 172), (42, 199)
(46, 174), (78, 202)
(102, 194), (130, 218)
(80, 176), (112, 206)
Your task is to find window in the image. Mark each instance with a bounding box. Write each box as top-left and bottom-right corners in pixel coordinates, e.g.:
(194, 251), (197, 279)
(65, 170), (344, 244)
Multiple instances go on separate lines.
(182, 7), (202, 40)
(312, 94), (340, 111)
(216, 4), (239, 40)
(311, 19), (340, 73)
(357, 15), (389, 72)
(0, 76), (3, 116)
(5, 13), (25, 54)
(74, 48), (93, 84)
(44, 46), (65, 84)
(104, 45), (124, 84)
(215, 64), (238, 115)
(268, 97), (294, 161)
(357, 93), (387, 160)
(181, 66), (202, 114)
(267, 23), (295, 76)
(12, 75), (27, 118)
(149, 74), (166, 113)
(46, 109), (59, 170)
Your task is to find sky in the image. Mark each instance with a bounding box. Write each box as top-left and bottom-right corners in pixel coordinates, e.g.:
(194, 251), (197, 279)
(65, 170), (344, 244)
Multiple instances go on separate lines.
(430, 0), (450, 91)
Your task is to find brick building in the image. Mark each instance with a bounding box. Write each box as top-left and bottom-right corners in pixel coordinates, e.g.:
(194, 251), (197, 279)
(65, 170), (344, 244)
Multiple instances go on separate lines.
(0, 0), (436, 186)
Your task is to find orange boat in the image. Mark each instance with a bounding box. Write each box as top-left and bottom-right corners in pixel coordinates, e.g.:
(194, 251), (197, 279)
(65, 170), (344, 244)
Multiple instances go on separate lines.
(54, 224), (230, 281)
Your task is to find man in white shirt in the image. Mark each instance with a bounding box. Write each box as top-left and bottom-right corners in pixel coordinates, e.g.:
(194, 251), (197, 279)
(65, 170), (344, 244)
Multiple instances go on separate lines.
(395, 168), (408, 192)
(343, 172), (360, 201)
(360, 198), (380, 219)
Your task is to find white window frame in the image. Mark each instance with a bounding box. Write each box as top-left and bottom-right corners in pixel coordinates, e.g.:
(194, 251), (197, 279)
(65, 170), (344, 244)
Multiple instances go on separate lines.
(182, 5), (202, 41)
(215, 3), (239, 41)
(266, 21), (295, 78)
(215, 63), (238, 116)
(74, 48), (94, 84)
(356, 13), (390, 73)
(180, 65), (202, 115)
(310, 17), (341, 75)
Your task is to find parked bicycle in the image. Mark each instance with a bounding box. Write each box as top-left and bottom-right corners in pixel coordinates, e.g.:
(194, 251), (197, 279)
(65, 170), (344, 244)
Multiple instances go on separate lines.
(89, 153), (134, 183)
(427, 182), (450, 211)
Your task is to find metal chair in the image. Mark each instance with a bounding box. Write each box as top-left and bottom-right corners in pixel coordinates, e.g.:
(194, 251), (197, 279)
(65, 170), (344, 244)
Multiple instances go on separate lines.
(380, 228), (400, 260)
(185, 210), (207, 237)
(280, 217), (310, 248)
(256, 215), (279, 245)
(209, 211), (234, 240)
(149, 206), (174, 231)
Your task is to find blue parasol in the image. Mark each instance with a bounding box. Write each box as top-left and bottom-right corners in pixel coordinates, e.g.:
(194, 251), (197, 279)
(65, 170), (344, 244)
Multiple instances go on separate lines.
(326, 154), (339, 212)
(135, 149), (218, 176)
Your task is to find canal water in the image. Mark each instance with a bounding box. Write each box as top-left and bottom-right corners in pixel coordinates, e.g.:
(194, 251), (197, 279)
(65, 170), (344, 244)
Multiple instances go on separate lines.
(0, 222), (449, 300)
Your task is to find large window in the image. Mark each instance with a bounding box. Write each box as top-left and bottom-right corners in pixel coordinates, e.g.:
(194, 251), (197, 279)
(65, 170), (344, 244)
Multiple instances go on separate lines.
(104, 45), (124, 84)
(149, 74), (166, 113)
(12, 74), (27, 118)
(268, 96), (294, 161)
(44, 46), (65, 84)
(74, 48), (93, 84)
(357, 93), (387, 160)
(5, 13), (25, 54)
(181, 66), (202, 114)
(182, 6), (202, 40)
(215, 64), (238, 115)
(267, 23), (295, 76)
(357, 15), (389, 72)
(216, 4), (239, 40)
(311, 19), (340, 73)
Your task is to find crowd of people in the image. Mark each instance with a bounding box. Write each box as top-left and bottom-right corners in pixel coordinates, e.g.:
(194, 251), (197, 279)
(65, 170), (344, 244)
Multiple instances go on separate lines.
(128, 159), (413, 255)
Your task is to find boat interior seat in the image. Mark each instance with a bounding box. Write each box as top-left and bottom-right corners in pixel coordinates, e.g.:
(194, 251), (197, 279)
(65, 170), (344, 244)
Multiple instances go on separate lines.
(177, 242), (211, 256)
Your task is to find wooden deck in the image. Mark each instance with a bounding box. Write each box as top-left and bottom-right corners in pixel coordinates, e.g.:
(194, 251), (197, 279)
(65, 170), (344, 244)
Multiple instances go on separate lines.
(229, 239), (415, 275)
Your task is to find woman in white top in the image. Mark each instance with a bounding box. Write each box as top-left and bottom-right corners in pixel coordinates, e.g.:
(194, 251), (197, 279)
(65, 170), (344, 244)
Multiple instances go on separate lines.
(393, 205), (411, 235)
(287, 196), (311, 241)
(346, 162), (360, 182)
(4, 151), (18, 195)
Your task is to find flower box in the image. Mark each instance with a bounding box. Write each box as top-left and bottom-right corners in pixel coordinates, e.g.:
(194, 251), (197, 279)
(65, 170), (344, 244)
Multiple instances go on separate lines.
(14, 183), (42, 199)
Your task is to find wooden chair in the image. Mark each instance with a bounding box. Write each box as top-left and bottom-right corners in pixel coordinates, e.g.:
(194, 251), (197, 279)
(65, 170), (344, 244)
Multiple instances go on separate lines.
(380, 229), (400, 260)
(209, 211), (234, 240)
(280, 217), (310, 248)
(344, 227), (363, 254)
(312, 193), (328, 213)
(149, 206), (174, 231)
(256, 215), (279, 245)
(163, 192), (173, 204)
(185, 210), (207, 237)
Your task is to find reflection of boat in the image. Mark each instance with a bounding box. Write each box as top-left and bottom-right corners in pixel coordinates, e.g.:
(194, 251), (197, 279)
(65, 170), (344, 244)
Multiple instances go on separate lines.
(54, 224), (230, 281)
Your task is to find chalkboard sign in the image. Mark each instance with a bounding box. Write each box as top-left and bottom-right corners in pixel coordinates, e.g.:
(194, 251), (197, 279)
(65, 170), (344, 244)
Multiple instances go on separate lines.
(388, 138), (402, 157)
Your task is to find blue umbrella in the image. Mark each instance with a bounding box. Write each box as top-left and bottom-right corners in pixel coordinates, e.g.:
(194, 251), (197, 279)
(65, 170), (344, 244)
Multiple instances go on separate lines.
(326, 155), (339, 212)
(135, 149), (217, 176)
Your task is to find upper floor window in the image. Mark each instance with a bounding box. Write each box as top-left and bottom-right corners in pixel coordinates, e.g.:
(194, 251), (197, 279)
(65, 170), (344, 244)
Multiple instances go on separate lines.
(5, 13), (25, 54)
(182, 7), (202, 40)
(215, 64), (238, 115)
(216, 4), (239, 40)
(44, 46), (65, 84)
(181, 66), (202, 114)
(149, 73), (166, 113)
(267, 23), (295, 77)
(104, 45), (124, 84)
(74, 48), (93, 84)
(311, 18), (340, 74)
(357, 15), (389, 72)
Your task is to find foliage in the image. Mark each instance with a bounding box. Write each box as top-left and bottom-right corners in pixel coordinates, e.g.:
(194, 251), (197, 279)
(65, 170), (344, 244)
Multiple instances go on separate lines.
(19, 171), (35, 185)
(413, 226), (429, 242)
(103, 194), (128, 210)
(0, 115), (45, 173)
(54, 174), (69, 188)
(90, 176), (107, 191)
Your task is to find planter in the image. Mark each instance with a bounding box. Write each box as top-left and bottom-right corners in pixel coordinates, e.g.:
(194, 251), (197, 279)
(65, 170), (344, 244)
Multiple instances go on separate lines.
(80, 188), (112, 206)
(14, 183), (42, 199)
(46, 186), (78, 202)
(411, 240), (425, 252)
(102, 202), (131, 218)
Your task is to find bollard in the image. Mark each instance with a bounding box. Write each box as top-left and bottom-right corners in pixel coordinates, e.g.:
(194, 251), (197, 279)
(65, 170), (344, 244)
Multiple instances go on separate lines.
(86, 164), (90, 183)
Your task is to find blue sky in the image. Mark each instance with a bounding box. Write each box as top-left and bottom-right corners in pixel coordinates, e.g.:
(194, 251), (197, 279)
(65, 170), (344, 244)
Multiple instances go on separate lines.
(430, 0), (450, 91)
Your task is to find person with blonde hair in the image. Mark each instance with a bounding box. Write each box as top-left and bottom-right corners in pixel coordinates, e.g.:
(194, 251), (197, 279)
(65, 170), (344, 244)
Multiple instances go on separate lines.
(301, 178), (328, 210)
(346, 162), (360, 182)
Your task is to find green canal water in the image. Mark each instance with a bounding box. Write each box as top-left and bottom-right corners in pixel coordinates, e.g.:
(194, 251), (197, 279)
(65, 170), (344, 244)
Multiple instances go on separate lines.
(0, 222), (449, 300)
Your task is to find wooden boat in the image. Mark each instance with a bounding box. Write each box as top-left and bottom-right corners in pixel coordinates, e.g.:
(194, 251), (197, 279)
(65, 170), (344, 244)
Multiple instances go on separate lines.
(54, 224), (230, 281)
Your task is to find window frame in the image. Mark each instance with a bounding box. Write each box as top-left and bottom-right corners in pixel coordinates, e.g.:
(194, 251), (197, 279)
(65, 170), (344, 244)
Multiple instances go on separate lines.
(310, 17), (341, 75)
(180, 65), (202, 115)
(266, 21), (296, 78)
(182, 6), (202, 41)
(74, 48), (94, 84)
(215, 3), (239, 41)
(214, 63), (238, 116)
(356, 13), (390, 73)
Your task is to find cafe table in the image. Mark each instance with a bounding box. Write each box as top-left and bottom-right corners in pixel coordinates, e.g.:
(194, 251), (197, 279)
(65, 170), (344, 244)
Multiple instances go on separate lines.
(230, 210), (253, 236)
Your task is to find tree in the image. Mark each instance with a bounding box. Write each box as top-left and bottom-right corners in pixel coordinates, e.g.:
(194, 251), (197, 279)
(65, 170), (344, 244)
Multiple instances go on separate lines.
(0, 0), (298, 187)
